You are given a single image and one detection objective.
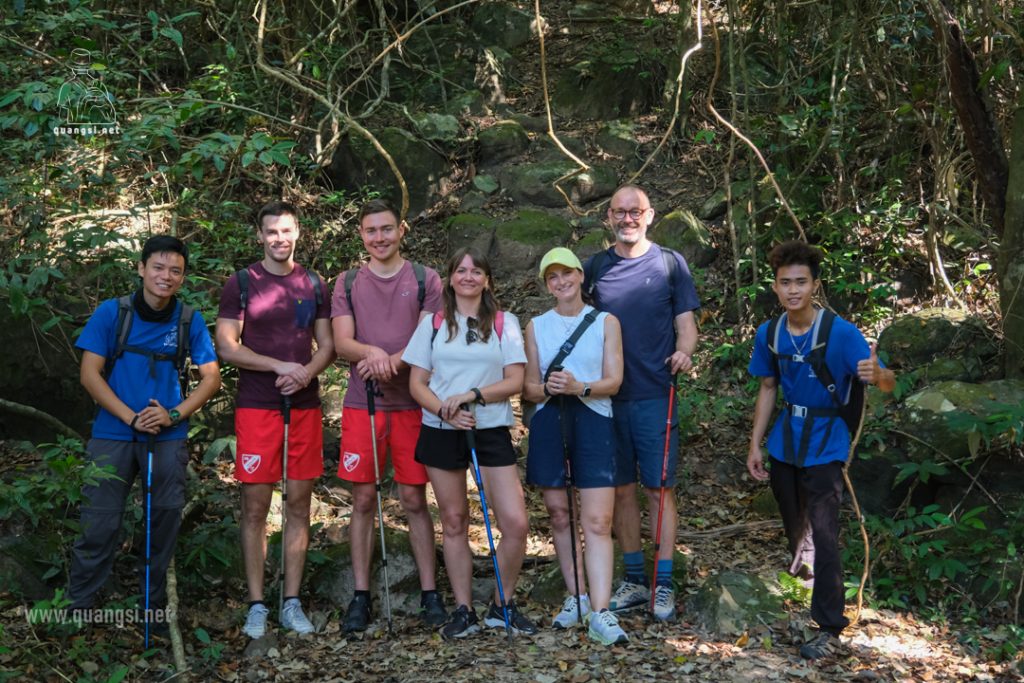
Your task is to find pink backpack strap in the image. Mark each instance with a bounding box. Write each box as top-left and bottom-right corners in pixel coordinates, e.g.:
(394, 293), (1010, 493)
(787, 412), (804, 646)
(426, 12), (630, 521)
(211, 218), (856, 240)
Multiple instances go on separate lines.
(432, 311), (444, 330)
(495, 310), (504, 340)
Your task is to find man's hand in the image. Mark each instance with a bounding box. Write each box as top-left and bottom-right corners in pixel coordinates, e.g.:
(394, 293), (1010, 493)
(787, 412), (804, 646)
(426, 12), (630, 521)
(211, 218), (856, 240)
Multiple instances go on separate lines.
(666, 351), (693, 374)
(747, 444), (770, 481)
(355, 345), (398, 382)
(857, 343), (882, 384)
(274, 361), (311, 395)
(133, 398), (169, 434)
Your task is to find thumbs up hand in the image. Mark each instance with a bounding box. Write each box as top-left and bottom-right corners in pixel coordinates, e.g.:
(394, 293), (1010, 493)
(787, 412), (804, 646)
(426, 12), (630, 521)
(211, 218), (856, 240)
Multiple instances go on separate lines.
(857, 343), (881, 384)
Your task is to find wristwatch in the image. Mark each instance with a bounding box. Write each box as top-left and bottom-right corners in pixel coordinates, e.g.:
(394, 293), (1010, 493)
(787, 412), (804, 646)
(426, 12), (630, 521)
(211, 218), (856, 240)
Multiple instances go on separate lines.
(582, 384), (592, 398)
(471, 387), (485, 405)
(168, 409), (182, 426)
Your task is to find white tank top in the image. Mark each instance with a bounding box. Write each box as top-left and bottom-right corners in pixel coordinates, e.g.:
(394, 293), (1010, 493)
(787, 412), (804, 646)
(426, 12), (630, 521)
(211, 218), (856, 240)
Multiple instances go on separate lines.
(532, 305), (611, 417)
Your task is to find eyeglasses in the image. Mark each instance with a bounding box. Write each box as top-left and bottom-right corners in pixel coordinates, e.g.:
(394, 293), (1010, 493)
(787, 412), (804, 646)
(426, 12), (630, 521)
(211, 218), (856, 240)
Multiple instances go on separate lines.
(466, 317), (480, 344)
(610, 208), (650, 220)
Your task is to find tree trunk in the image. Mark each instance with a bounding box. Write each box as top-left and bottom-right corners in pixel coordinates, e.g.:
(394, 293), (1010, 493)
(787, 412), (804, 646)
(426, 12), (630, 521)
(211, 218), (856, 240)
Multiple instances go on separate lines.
(1002, 103), (1024, 378)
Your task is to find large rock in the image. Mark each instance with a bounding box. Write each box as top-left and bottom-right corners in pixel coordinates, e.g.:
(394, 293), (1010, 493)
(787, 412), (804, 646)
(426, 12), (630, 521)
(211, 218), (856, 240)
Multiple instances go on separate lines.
(649, 209), (717, 268)
(532, 134), (588, 163)
(500, 161), (617, 208)
(327, 127), (450, 217)
(553, 50), (669, 120)
(444, 90), (490, 117)
(491, 210), (573, 279)
(446, 213), (497, 256)
(687, 571), (786, 636)
(393, 24), (480, 107)
(478, 120), (530, 166)
(471, 2), (544, 50)
(311, 528), (422, 615)
(594, 120), (639, 159)
(412, 113), (461, 145)
(878, 308), (998, 375)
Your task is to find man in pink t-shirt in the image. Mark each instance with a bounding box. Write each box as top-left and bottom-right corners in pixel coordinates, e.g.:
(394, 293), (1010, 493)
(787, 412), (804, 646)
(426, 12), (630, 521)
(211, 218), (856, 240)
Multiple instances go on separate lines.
(216, 201), (335, 638)
(332, 199), (445, 631)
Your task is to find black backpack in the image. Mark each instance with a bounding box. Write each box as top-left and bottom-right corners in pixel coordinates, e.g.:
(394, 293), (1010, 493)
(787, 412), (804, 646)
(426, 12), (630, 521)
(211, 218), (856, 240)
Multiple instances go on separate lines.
(236, 266), (323, 321)
(106, 296), (194, 396)
(766, 307), (866, 465)
(342, 261), (426, 319)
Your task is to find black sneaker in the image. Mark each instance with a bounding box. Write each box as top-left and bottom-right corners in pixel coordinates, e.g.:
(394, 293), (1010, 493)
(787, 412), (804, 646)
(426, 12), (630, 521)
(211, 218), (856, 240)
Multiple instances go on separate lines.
(419, 591), (448, 627)
(342, 593), (372, 633)
(440, 604), (480, 639)
(799, 631), (840, 660)
(483, 600), (538, 636)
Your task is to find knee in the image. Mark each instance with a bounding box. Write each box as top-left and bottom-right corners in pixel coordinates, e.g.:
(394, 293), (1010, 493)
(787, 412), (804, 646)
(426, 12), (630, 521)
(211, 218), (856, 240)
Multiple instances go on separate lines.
(440, 508), (469, 537)
(547, 504), (570, 533)
(241, 501), (270, 527)
(583, 511), (613, 538)
(351, 487), (377, 516)
(399, 486), (427, 516)
(285, 492), (312, 522)
(498, 510), (529, 543)
(614, 486), (635, 507)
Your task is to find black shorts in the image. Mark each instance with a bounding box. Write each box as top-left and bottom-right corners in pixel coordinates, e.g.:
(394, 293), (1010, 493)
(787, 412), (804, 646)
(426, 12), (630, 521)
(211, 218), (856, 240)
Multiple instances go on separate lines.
(414, 425), (517, 470)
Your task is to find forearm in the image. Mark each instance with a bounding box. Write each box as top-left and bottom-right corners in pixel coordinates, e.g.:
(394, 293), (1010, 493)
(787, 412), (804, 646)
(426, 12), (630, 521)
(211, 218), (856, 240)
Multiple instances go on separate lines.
(306, 344), (336, 377)
(409, 377), (441, 414)
(175, 367), (221, 419)
(217, 343), (284, 374)
(335, 336), (373, 364)
(81, 370), (135, 425)
(675, 312), (698, 356)
(749, 384), (776, 448)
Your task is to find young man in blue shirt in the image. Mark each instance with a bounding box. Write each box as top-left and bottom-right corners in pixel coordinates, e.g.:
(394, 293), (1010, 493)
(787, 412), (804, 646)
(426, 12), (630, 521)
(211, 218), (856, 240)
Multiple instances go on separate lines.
(68, 235), (221, 627)
(747, 240), (894, 659)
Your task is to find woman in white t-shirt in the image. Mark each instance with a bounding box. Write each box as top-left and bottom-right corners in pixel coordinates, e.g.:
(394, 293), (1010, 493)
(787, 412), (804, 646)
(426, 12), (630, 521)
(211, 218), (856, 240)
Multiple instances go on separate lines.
(403, 246), (537, 639)
(523, 247), (625, 645)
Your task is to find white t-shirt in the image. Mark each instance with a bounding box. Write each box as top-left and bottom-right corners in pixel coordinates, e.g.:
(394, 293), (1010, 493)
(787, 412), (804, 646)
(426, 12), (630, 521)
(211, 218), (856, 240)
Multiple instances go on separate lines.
(532, 305), (612, 418)
(402, 311), (526, 429)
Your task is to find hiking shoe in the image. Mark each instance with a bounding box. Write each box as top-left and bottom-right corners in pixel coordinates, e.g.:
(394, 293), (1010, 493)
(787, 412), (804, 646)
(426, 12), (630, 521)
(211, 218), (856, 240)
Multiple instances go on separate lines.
(586, 609), (628, 646)
(799, 631), (840, 660)
(342, 593), (372, 633)
(652, 585), (676, 621)
(419, 591), (448, 627)
(484, 600), (538, 636)
(280, 598), (315, 634)
(242, 603), (269, 638)
(440, 604), (480, 639)
(552, 594), (591, 629)
(609, 579), (650, 612)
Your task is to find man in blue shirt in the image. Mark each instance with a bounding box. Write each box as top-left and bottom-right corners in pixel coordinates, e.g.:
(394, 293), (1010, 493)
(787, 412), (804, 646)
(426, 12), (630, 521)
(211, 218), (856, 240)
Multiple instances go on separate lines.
(68, 235), (221, 628)
(748, 240), (894, 659)
(584, 184), (700, 621)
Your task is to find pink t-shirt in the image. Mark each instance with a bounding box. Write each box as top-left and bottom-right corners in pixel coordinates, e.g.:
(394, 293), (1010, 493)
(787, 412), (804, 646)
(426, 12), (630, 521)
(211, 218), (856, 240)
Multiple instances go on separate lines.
(218, 262), (331, 410)
(332, 260), (442, 410)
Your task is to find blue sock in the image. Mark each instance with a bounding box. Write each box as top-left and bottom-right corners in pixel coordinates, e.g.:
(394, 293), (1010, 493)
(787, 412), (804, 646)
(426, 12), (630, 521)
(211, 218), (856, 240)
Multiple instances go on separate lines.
(623, 551), (647, 584)
(655, 559), (673, 588)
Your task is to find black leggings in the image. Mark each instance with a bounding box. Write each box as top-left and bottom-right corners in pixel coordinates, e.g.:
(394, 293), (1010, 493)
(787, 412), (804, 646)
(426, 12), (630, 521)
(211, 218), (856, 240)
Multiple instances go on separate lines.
(770, 459), (850, 635)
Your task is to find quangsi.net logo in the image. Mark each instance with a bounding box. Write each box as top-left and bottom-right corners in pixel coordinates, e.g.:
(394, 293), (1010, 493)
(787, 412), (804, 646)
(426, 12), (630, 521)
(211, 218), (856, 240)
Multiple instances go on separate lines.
(53, 48), (121, 137)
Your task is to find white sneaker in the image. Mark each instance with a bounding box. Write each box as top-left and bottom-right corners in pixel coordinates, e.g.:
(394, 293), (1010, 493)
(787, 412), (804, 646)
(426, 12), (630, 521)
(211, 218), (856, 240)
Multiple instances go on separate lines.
(586, 609), (628, 645)
(280, 598), (315, 634)
(652, 585), (676, 621)
(242, 603), (269, 638)
(552, 594), (591, 629)
(609, 580), (650, 612)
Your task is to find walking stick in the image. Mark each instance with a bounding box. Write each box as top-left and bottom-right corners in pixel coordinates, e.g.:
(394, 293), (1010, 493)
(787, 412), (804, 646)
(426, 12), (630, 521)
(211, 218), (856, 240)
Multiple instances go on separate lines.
(556, 387), (583, 626)
(366, 379), (393, 633)
(650, 375), (677, 611)
(144, 434), (155, 648)
(278, 394), (291, 616)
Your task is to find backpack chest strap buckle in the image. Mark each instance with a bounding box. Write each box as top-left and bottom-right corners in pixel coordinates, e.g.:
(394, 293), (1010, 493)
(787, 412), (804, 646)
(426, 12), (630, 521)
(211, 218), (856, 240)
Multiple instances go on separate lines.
(788, 403), (808, 418)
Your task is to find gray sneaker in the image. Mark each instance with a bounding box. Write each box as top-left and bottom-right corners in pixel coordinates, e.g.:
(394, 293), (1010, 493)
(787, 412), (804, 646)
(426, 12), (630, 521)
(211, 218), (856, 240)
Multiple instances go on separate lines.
(552, 594), (591, 629)
(652, 585), (676, 621)
(586, 609), (628, 646)
(609, 580), (650, 612)
(280, 598), (315, 634)
(242, 603), (269, 638)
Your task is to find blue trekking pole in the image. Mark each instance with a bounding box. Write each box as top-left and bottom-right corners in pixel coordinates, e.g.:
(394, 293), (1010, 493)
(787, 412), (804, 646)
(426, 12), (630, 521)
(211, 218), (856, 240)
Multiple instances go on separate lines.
(144, 434), (155, 648)
(463, 405), (513, 646)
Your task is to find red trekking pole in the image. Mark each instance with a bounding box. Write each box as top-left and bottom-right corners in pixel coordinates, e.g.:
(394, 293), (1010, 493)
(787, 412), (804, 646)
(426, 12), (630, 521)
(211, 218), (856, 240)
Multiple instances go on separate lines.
(650, 375), (677, 611)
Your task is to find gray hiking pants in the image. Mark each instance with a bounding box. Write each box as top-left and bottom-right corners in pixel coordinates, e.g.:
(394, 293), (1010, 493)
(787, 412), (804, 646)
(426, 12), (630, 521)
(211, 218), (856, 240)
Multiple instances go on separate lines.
(67, 438), (188, 610)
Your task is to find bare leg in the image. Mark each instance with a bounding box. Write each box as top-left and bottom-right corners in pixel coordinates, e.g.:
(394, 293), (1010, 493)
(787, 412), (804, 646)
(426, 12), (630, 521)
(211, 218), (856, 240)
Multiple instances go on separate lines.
(347, 481), (377, 591)
(579, 487), (615, 610)
(241, 483), (273, 601)
(645, 486), (677, 561)
(398, 483), (437, 591)
(480, 465), (529, 605)
(428, 467), (472, 606)
(612, 483), (642, 554)
(541, 487), (586, 597)
(283, 478), (314, 597)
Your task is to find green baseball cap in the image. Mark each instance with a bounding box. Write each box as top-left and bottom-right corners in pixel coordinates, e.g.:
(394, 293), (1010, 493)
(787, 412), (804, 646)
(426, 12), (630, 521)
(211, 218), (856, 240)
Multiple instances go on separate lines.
(538, 247), (583, 279)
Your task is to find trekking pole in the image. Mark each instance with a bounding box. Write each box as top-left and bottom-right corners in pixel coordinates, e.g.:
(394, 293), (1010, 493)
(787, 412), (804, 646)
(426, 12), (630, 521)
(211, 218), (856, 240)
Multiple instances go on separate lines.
(278, 394), (291, 616)
(553, 368), (582, 626)
(463, 405), (513, 647)
(366, 379), (393, 633)
(650, 375), (677, 612)
(144, 434), (155, 648)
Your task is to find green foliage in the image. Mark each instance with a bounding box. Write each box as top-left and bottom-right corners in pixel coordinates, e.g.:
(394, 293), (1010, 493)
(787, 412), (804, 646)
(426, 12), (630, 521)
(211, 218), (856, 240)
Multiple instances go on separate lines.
(777, 571), (811, 606)
(194, 627), (225, 663)
(944, 402), (1024, 457)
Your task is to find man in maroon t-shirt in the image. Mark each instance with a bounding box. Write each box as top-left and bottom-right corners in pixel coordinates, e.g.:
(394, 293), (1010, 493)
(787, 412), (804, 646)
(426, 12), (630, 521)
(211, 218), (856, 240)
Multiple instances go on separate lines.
(216, 201), (334, 638)
(332, 199), (446, 631)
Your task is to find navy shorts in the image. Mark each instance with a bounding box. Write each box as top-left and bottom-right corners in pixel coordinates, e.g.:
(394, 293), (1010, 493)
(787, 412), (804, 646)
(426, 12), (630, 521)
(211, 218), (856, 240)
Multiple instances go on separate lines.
(415, 425), (518, 470)
(525, 397), (617, 489)
(612, 397), (680, 488)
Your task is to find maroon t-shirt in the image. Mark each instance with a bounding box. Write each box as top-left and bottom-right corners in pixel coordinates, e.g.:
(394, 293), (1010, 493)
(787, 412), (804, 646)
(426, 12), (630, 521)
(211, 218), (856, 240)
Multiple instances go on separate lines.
(219, 262), (331, 410)
(332, 260), (442, 410)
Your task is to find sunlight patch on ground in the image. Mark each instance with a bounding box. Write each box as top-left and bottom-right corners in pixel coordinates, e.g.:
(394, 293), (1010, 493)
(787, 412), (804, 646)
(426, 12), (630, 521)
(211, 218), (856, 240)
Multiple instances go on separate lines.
(848, 629), (946, 661)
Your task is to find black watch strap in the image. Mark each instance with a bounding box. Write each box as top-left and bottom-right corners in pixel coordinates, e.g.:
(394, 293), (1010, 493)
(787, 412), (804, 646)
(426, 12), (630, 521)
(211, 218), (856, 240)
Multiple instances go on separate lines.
(471, 387), (485, 405)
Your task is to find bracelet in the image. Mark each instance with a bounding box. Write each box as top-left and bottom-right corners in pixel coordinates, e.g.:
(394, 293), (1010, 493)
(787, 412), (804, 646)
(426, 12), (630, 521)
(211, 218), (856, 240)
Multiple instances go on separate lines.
(130, 414), (140, 429)
(471, 387), (485, 405)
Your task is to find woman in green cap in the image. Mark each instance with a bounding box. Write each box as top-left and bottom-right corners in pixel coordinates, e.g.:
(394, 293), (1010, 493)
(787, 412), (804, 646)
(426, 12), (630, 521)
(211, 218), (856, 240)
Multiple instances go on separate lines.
(523, 247), (626, 645)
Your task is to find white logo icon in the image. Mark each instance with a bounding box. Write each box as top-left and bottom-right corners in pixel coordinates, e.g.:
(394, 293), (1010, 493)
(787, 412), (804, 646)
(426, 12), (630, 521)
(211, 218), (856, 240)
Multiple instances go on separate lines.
(242, 453), (262, 474)
(343, 451), (361, 472)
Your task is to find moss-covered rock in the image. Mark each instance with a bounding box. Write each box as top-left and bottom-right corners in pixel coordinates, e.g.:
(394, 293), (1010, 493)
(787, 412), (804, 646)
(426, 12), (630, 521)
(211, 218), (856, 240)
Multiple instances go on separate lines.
(500, 161), (617, 208)
(471, 2), (544, 50)
(311, 527), (421, 614)
(595, 120), (638, 159)
(478, 120), (530, 166)
(576, 229), (610, 259)
(413, 112), (461, 144)
(553, 48), (669, 120)
(878, 308), (998, 375)
(649, 209), (717, 268)
(446, 213), (497, 256)
(445, 90), (489, 117)
(492, 210), (572, 279)
(532, 134), (587, 163)
(687, 571), (786, 636)
(748, 488), (779, 518)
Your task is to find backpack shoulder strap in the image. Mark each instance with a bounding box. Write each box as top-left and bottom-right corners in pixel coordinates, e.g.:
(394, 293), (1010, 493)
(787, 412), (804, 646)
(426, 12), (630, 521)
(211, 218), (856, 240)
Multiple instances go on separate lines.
(495, 310), (504, 341)
(808, 308), (838, 395)
(177, 303), (194, 370)
(430, 310), (444, 343)
(236, 268), (251, 310)
(106, 295), (134, 377)
(411, 262), (426, 310)
(306, 269), (323, 308)
(766, 313), (785, 379)
(343, 267), (360, 316)
(659, 246), (678, 290)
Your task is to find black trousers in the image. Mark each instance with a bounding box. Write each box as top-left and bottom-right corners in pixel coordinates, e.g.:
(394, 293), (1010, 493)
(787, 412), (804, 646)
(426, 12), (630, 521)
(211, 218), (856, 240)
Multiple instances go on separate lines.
(67, 438), (188, 611)
(770, 459), (850, 635)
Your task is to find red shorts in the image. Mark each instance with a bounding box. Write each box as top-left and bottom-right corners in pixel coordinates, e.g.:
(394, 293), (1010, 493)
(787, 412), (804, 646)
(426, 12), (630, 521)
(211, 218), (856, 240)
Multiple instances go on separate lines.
(338, 408), (427, 485)
(234, 407), (324, 484)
